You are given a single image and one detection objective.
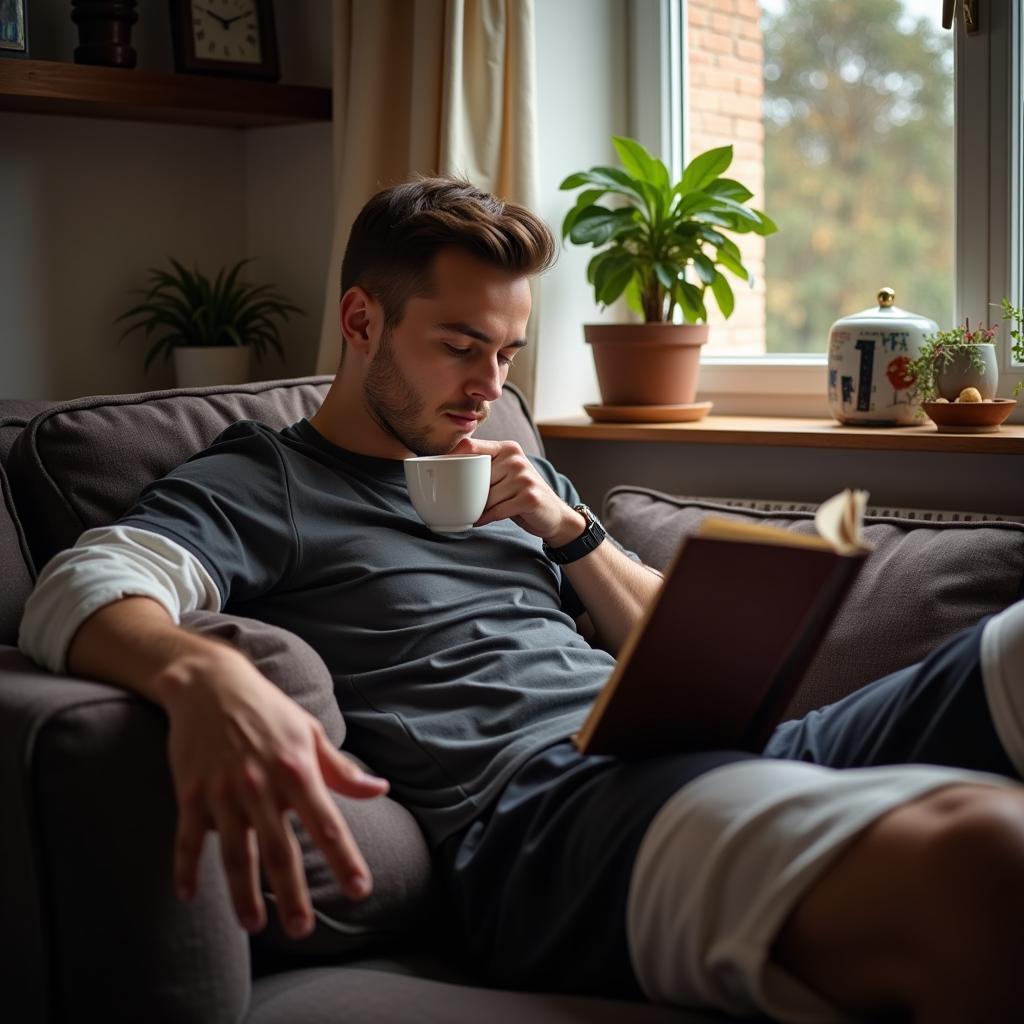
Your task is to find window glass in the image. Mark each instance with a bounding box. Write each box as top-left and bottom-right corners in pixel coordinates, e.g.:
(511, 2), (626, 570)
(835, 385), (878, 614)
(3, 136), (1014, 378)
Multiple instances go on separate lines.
(688, 0), (954, 355)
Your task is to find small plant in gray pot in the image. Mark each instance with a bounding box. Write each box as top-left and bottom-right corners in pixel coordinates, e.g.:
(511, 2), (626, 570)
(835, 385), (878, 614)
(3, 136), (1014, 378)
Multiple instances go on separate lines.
(906, 318), (1000, 405)
(561, 135), (776, 418)
(116, 258), (303, 388)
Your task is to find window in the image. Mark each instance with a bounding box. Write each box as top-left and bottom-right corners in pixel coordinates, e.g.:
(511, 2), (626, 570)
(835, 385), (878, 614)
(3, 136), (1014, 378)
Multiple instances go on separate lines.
(629, 0), (1022, 412)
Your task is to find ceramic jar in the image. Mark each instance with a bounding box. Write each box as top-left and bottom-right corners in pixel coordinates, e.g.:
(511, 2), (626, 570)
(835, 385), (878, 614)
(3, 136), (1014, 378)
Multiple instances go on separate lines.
(827, 288), (937, 426)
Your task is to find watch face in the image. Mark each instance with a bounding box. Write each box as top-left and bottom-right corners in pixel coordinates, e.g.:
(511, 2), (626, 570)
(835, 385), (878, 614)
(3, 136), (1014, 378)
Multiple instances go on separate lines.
(191, 1), (262, 64)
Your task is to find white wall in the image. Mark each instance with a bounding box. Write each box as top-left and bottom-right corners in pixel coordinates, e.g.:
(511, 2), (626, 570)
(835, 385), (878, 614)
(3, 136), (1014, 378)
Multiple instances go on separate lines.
(532, 0), (630, 421)
(1, 0), (332, 399)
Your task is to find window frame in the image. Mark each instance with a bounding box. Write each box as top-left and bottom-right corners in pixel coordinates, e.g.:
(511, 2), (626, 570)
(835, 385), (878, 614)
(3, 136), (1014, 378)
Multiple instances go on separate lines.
(627, 0), (1022, 417)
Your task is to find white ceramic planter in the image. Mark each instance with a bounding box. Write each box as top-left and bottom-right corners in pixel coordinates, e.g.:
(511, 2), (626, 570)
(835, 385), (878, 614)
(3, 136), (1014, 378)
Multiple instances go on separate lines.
(173, 346), (251, 388)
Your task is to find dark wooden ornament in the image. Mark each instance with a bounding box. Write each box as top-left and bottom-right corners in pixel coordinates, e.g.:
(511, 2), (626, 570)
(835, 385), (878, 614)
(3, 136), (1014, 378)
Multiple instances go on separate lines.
(71, 0), (138, 69)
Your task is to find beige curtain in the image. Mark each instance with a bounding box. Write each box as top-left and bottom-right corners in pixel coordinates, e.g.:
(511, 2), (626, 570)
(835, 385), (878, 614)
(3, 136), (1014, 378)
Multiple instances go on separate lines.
(316, 0), (541, 405)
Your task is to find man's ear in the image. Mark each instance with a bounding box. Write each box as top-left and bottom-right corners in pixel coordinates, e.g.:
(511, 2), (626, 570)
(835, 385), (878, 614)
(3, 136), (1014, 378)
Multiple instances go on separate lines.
(340, 286), (380, 355)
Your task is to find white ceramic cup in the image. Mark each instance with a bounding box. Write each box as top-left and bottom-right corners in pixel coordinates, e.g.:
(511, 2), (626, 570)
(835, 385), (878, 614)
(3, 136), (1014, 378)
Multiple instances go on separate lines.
(404, 454), (491, 533)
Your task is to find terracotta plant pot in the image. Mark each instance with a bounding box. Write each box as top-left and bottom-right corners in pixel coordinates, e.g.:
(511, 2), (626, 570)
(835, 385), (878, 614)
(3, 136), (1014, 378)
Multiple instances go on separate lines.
(584, 323), (709, 406)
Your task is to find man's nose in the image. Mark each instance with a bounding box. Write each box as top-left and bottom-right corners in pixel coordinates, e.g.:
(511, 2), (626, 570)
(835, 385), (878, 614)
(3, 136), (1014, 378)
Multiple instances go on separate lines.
(466, 358), (504, 402)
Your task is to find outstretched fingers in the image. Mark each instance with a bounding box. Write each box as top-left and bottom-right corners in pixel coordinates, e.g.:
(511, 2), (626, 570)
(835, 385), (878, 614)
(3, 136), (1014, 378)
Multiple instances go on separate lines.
(311, 730), (390, 899)
(235, 757), (313, 938)
(210, 784), (264, 931)
(174, 785), (211, 902)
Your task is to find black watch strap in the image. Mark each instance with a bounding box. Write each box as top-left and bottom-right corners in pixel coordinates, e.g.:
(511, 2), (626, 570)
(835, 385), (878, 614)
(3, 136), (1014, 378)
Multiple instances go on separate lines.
(543, 504), (607, 565)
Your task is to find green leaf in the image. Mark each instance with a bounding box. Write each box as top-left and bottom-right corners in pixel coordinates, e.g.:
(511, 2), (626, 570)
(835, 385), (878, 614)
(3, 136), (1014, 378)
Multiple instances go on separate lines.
(559, 171), (592, 190)
(592, 251), (634, 301)
(706, 195), (762, 225)
(706, 178), (754, 203)
(597, 261), (636, 307)
(710, 272), (735, 319)
(679, 145), (733, 195)
(653, 261), (678, 291)
(673, 280), (707, 323)
(691, 210), (734, 229)
(691, 253), (717, 285)
(569, 206), (637, 246)
(696, 226), (728, 248)
(673, 192), (720, 219)
(586, 248), (620, 285)
(749, 208), (779, 235)
(716, 249), (753, 286)
(580, 165), (647, 203)
(561, 188), (608, 239)
(611, 136), (670, 190)
(715, 236), (743, 260)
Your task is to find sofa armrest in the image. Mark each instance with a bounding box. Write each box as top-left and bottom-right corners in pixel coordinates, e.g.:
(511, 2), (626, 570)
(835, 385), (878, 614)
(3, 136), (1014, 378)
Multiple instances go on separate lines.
(0, 646), (250, 1024)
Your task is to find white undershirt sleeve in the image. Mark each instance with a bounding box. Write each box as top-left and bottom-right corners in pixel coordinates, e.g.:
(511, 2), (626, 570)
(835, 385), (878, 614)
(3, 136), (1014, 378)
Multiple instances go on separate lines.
(18, 525), (222, 674)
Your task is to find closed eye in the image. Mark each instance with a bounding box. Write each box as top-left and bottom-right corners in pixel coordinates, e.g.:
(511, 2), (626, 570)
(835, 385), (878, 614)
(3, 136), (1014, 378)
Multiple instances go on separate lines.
(444, 342), (516, 367)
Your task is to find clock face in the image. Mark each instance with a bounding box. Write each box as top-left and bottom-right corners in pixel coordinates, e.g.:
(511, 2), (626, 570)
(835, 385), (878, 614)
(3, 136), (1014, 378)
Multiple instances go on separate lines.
(191, 1), (262, 64)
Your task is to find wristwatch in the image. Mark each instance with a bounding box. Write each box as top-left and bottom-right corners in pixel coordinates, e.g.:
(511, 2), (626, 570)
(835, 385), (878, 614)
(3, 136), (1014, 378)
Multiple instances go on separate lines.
(543, 504), (607, 565)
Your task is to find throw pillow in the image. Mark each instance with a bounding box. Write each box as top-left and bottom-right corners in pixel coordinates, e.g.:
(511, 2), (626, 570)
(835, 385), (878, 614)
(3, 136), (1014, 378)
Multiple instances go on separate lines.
(181, 611), (438, 959)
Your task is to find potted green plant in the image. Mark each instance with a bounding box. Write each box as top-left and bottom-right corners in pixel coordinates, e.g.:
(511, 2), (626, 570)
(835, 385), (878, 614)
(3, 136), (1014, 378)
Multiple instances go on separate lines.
(116, 258), (303, 388)
(560, 136), (777, 414)
(906, 318), (1000, 405)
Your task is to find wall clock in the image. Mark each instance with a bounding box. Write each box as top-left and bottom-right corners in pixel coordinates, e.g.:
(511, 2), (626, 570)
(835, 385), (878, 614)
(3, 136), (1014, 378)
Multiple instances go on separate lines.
(0, 0), (30, 59)
(170, 0), (279, 80)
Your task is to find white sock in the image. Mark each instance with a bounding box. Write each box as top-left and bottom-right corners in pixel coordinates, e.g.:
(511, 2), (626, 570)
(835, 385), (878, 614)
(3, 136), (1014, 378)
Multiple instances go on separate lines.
(980, 600), (1024, 777)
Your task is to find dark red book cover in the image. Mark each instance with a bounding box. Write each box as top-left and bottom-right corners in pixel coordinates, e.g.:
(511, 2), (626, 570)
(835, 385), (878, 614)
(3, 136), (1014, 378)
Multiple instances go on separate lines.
(575, 535), (867, 756)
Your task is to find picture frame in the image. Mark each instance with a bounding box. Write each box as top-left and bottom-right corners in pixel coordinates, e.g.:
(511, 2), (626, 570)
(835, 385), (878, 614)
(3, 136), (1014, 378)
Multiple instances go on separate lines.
(169, 0), (279, 81)
(0, 0), (29, 59)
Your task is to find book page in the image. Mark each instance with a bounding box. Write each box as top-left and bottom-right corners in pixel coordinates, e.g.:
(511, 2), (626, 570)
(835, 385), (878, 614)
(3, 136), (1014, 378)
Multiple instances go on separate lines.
(815, 488), (869, 553)
(698, 489), (870, 554)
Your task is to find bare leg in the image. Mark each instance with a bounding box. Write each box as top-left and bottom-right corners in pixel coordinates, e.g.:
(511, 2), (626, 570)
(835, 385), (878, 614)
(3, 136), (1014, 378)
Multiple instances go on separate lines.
(772, 783), (1024, 1022)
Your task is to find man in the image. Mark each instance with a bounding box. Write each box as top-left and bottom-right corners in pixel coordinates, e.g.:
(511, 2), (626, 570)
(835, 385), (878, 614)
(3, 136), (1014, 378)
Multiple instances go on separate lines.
(19, 177), (1024, 1023)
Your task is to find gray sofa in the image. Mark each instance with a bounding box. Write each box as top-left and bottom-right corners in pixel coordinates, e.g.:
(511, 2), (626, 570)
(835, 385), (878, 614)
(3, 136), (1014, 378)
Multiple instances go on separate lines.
(2, 376), (1022, 1023)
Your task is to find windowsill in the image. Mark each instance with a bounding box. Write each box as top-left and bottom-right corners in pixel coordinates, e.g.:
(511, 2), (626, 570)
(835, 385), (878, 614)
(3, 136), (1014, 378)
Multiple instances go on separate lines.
(537, 415), (1024, 455)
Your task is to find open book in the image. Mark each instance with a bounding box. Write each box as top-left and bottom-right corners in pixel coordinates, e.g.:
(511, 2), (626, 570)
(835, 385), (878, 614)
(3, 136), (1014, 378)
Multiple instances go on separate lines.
(574, 489), (871, 756)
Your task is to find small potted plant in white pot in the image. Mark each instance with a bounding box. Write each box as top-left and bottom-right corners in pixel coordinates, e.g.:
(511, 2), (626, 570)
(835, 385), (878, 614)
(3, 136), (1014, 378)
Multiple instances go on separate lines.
(560, 136), (777, 418)
(116, 258), (303, 388)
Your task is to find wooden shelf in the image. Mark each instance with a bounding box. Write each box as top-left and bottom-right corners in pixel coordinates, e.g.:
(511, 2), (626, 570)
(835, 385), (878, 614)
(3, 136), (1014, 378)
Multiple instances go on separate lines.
(537, 415), (1024, 455)
(0, 59), (330, 128)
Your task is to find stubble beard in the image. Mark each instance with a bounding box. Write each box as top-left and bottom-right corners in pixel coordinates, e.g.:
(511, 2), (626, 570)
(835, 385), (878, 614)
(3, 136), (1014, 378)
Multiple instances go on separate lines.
(363, 329), (451, 456)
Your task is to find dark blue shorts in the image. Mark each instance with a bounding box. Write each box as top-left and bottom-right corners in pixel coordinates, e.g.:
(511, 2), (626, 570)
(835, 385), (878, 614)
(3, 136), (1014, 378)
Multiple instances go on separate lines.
(438, 617), (1018, 999)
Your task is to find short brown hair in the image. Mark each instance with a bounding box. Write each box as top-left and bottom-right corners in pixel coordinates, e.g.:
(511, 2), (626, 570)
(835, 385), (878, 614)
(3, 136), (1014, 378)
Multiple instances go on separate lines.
(340, 176), (556, 332)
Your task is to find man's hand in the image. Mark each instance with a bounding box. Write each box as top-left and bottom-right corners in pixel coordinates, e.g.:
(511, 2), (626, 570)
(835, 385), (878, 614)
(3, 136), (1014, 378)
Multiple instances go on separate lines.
(450, 437), (585, 545)
(154, 646), (389, 938)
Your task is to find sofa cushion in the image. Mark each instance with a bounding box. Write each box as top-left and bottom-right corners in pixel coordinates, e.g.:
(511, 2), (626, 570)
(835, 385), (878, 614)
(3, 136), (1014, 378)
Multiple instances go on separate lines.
(7, 378), (333, 572)
(181, 611), (437, 961)
(7, 379), (542, 573)
(0, 459), (33, 645)
(602, 487), (1024, 719)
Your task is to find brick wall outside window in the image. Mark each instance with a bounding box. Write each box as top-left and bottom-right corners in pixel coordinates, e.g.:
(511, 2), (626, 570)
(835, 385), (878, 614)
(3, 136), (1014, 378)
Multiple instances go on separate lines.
(687, 0), (766, 354)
